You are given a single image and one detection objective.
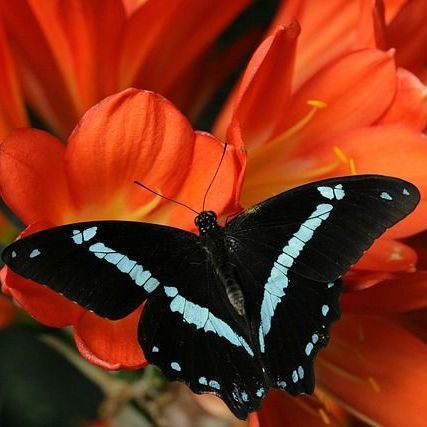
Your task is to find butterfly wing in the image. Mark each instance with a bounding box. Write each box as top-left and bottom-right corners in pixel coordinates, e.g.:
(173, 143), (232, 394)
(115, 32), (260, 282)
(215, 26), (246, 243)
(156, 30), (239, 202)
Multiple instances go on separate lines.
(138, 251), (267, 419)
(1, 221), (200, 319)
(2, 219), (268, 418)
(225, 175), (420, 393)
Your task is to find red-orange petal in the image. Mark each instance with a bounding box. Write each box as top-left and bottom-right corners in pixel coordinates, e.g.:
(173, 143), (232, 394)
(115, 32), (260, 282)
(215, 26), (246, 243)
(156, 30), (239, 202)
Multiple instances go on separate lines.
(169, 131), (241, 230)
(342, 271), (427, 314)
(352, 238), (417, 273)
(268, 0), (360, 89)
(65, 89), (195, 219)
(379, 68), (427, 131)
(386, 0), (427, 77)
(215, 24), (300, 149)
(0, 128), (74, 225)
(0, 0), (81, 136)
(0, 19), (28, 138)
(318, 315), (427, 427)
(55, 0), (126, 113)
(251, 391), (346, 427)
(1, 221), (84, 327)
(322, 126), (427, 238)
(279, 49), (397, 149)
(352, 0), (387, 50)
(74, 308), (146, 370)
(119, 0), (251, 95)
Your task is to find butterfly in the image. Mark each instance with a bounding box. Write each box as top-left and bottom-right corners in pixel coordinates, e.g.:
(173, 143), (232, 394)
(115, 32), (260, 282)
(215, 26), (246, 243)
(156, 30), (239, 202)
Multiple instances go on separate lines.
(1, 174), (420, 419)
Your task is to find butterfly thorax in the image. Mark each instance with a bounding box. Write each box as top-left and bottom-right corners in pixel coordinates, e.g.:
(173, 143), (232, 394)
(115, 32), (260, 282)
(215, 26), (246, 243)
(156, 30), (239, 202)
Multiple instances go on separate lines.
(195, 211), (246, 316)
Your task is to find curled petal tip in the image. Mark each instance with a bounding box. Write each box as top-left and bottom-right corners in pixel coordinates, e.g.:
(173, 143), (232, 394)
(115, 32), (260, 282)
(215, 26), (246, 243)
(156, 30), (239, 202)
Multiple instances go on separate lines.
(386, 48), (396, 58)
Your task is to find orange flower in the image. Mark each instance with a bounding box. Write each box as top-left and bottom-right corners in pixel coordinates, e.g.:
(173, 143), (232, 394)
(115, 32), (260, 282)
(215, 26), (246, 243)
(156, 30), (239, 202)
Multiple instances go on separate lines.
(0, 88), (241, 369)
(212, 4), (427, 425)
(0, 0), (251, 137)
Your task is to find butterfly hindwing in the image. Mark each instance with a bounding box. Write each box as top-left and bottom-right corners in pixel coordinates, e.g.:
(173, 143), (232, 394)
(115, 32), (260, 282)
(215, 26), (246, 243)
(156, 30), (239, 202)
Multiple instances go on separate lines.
(1, 221), (199, 319)
(138, 248), (267, 419)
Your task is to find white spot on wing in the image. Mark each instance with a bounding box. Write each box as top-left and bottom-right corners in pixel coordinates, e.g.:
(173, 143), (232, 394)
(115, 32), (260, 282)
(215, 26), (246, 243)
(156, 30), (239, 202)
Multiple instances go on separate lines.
(171, 362), (181, 371)
(152, 346), (159, 353)
(380, 192), (393, 200)
(30, 249), (41, 258)
(256, 388), (264, 397)
(403, 188), (410, 196)
(305, 342), (314, 356)
(209, 380), (220, 390)
(292, 370), (298, 383)
(322, 305), (329, 316)
(11, 251), (16, 258)
(199, 377), (207, 385)
(72, 227), (97, 245)
(318, 184), (345, 200)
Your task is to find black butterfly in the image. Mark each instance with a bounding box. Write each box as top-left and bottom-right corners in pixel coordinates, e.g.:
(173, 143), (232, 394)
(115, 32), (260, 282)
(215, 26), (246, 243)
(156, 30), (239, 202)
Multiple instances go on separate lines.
(1, 174), (419, 419)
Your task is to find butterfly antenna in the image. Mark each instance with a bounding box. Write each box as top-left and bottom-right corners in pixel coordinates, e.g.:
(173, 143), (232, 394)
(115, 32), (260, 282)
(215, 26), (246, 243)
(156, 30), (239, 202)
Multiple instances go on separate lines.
(202, 143), (228, 212)
(133, 181), (200, 215)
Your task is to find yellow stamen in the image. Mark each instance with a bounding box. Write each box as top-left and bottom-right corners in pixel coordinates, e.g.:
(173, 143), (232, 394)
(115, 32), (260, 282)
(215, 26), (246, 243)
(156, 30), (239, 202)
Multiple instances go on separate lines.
(333, 146), (358, 175)
(333, 146), (348, 164)
(248, 99), (328, 170)
(307, 99), (328, 109)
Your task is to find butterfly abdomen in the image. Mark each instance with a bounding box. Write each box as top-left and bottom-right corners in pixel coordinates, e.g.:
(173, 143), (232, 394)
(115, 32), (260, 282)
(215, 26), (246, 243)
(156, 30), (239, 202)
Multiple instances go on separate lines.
(199, 225), (247, 316)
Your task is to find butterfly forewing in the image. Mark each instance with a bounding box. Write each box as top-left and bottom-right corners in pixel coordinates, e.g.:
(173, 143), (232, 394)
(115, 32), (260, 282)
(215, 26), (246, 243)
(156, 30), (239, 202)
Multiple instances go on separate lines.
(227, 175), (420, 282)
(2, 221), (199, 319)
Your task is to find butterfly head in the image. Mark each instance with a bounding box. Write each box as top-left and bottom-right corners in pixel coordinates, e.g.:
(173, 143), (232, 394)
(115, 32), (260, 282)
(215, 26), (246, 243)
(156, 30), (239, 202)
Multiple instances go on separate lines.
(194, 211), (219, 234)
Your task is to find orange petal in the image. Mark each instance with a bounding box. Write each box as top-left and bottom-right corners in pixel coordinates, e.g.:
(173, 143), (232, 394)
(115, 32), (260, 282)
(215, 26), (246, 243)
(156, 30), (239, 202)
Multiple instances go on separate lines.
(4, 268), (83, 327)
(119, 0), (251, 93)
(65, 89), (195, 219)
(0, 19), (28, 138)
(386, 0), (427, 77)
(121, 0), (146, 15)
(379, 68), (427, 131)
(318, 315), (427, 426)
(1, 221), (84, 327)
(342, 271), (427, 314)
(55, 0), (126, 113)
(343, 270), (395, 292)
(0, 128), (74, 225)
(74, 308), (146, 370)
(353, 238), (417, 273)
(251, 390), (346, 427)
(0, 0), (80, 136)
(225, 23), (300, 149)
(324, 126), (427, 238)
(268, 0), (360, 89)
(352, 0), (387, 50)
(280, 49), (397, 149)
(169, 132), (241, 230)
